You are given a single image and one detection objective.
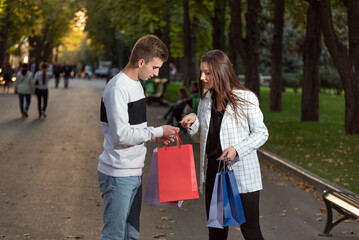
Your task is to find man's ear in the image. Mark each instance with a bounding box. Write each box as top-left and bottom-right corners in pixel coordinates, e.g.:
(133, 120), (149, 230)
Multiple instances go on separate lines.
(137, 59), (145, 68)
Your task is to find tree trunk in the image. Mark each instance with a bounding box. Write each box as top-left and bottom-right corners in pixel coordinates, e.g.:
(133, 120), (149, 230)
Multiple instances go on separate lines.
(0, 3), (11, 67)
(183, 0), (192, 87)
(28, 35), (42, 64)
(189, 17), (198, 85)
(270, 0), (285, 112)
(301, 0), (321, 121)
(42, 22), (54, 63)
(162, 1), (171, 80)
(244, 0), (261, 99)
(228, 0), (239, 73)
(211, 0), (226, 50)
(318, 0), (359, 134)
(183, 0), (198, 88)
(229, 0), (261, 99)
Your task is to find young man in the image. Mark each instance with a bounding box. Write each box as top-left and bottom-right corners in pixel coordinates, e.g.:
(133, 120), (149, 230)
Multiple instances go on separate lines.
(98, 35), (179, 240)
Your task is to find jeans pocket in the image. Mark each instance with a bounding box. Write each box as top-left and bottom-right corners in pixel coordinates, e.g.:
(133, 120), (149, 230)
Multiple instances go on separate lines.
(98, 172), (113, 194)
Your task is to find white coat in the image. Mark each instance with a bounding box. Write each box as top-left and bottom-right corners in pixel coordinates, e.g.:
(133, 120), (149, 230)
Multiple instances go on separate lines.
(187, 89), (269, 194)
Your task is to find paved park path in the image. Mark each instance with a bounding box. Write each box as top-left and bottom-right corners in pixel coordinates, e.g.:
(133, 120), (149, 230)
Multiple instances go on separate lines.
(0, 78), (358, 239)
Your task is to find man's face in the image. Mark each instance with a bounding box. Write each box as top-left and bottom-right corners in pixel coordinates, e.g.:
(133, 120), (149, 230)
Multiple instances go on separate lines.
(138, 57), (164, 80)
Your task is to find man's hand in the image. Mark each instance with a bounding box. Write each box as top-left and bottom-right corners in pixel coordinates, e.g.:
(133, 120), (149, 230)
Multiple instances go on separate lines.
(162, 125), (180, 142)
(179, 113), (196, 129)
(156, 137), (171, 145)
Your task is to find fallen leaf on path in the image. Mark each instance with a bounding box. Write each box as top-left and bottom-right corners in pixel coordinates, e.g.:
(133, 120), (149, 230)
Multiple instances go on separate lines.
(319, 208), (326, 213)
(160, 217), (172, 220)
(153, 233), (166, 238)
(235, 227), (241, 232)
(156, 225), (171, 229)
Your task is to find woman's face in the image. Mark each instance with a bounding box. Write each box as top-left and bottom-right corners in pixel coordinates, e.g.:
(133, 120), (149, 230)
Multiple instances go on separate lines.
(200, 61), (214, 89)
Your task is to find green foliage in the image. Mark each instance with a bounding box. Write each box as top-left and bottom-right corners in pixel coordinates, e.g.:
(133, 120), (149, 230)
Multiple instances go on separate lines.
(319, 67), (343, 95)
(282, 72), (301, 92)
(163, 82), (183, 103)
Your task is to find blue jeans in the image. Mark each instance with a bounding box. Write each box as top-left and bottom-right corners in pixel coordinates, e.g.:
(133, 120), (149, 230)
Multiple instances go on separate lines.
(18, 94), (31, 114)
(98, 171), (142, 240)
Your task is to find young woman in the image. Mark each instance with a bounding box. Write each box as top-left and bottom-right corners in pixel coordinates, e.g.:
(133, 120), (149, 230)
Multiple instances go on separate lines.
(34, 62), (52, 118)
(180, 50), (269, 240)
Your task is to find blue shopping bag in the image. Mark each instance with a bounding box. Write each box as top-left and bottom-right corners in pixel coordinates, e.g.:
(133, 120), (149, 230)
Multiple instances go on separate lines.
(206, 172), (224, 229)
(223, 169), (246, 226)
(144, 149), (182, 208)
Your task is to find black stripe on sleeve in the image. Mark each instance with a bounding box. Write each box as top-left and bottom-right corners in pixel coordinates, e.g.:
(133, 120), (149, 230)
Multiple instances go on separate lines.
(100, 98), (108, 123)
(128, 98), (147, 125)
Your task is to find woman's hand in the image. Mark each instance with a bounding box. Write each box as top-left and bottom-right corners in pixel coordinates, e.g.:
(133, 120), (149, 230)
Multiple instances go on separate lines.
(179, 113), (197, 129)
(217, 146), (237, 163)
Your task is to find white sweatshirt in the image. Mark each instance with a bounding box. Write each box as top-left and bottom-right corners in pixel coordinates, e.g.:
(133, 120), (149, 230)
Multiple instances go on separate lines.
(14, 71), (34, 94)
(98, 72), (163, 177)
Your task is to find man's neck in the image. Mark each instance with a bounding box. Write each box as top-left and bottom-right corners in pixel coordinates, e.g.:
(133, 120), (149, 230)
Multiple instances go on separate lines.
(122, 64), (139, 81)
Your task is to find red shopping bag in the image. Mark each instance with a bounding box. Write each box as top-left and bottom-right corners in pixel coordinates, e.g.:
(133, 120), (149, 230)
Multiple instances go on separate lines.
(157, 132), (199, 202)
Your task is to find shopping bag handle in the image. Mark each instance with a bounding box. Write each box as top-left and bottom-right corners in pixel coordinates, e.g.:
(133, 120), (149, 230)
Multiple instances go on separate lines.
(174, 130), (183, 146)
(217, 155), (233, 173)
(217, 158), (226, 173)
(223, 156), (234, 171)
(164, 130), (182, 151)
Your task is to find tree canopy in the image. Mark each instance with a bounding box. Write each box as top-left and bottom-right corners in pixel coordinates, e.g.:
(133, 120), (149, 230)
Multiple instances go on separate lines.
(1, 0), (358, 134)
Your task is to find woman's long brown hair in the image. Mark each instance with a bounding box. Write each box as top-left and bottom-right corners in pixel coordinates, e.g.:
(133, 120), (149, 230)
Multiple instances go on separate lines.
(198, 50), (249, 119)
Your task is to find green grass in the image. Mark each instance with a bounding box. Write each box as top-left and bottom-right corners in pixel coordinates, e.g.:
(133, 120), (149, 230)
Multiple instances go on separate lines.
(163, 82), (184, 103)
(163, 84), (359, 193)
(260, 87), (359, 193)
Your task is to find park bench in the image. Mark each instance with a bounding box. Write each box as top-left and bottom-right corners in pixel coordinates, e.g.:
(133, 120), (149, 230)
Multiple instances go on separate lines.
(319, 190), (359, 237)
(144, 78), (168, 106)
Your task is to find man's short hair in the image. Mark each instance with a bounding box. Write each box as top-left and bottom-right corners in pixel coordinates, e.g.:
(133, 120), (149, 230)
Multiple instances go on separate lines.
(129, 35), (169, 64)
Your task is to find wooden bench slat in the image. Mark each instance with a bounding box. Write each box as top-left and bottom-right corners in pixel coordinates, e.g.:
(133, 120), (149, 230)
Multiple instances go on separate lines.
(332, 192), (359, 209)
(325, 193), (359, 218)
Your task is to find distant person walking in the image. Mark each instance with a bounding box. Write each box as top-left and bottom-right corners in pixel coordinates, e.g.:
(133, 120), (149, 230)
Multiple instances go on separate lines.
(2, 62), (13, 93)
(53, 63), (63, 88)
(34, 62), (52, 118)
(29, 58), (38, 75)
(14, 63), (34, 118)
(63, 64), (72, 88)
